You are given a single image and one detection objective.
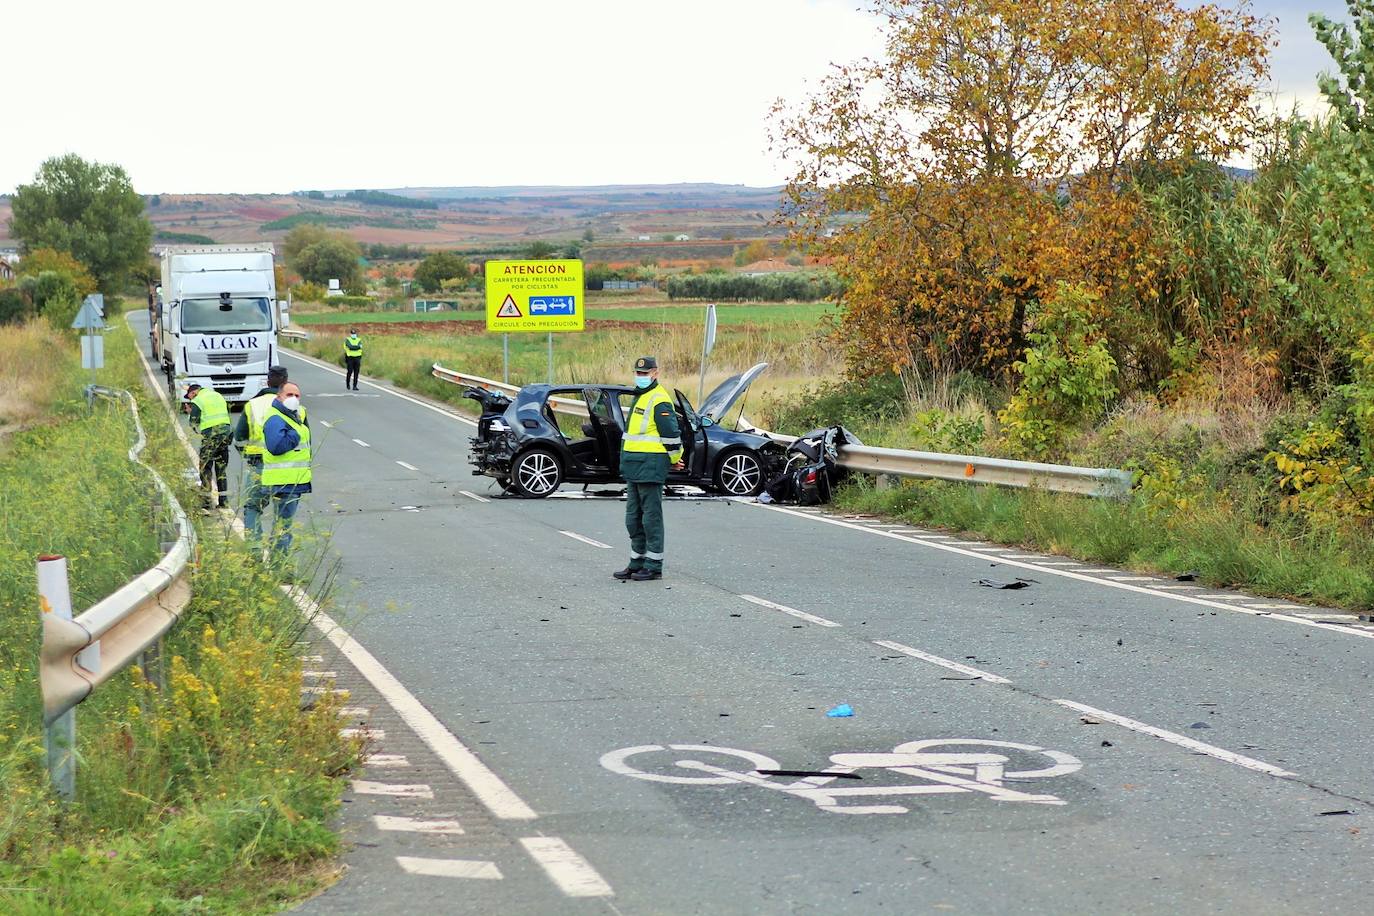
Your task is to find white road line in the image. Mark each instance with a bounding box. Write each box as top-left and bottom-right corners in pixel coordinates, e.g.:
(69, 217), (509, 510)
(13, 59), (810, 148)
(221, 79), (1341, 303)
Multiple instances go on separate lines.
(1291, 611), (1352, 619)
(1107, 576), (1158, 582)
(1152, 584), (1202, 590)
(743, 502), (1374, 641)
(302, 670), (338, 679)
(396, 856), (502, 880)
(299, 654), (324, 663)
(1053, 700), (1296, 777)
(872, 640), (1013, 684)
(374, 815), (465, 835)
(365, 754), (411, 768)
(1246, 604), (1310, 611)
(301, 686), (350, 698)
(352, 438), (371, 448)
(970, 547), (1005, 553)
(320, 419), (334, 428)
(351, 780), (434, 799)
(280, 349), (479, 427)
(559, 530), (613, 549)
(739, 594), (841, 628)
(340, 727), (385, 740)
(459, 490), (490, 503)
(520, 837), (615, 898)
(1000, 554), (1049, 560)
(1198, 595), (1254, 601)
(1034, 562), (1082, 567)
(396, 460), (419, 471)
(289, 590), (539, 820)
(337, 706), (370, 717)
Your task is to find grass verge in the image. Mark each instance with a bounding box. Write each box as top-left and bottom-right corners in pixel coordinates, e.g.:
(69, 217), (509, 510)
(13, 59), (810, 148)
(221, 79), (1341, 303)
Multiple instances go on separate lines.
(836, 477), (1374, 611)
(0, 318), (355, 913)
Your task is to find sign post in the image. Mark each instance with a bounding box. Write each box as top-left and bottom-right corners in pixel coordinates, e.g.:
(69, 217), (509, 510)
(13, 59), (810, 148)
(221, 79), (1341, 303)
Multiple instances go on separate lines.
(698, 303), (717, 405)
(72, 295), (107, 403)
(485, 259), (585, 386)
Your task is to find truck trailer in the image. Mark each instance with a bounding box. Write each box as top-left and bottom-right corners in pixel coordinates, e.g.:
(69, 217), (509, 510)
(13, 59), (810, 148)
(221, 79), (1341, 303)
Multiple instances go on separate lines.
(154, 245), (287, 406)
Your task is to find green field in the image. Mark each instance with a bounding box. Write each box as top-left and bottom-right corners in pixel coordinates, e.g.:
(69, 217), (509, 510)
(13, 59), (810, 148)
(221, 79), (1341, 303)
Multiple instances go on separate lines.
(294, 301), (837, 327)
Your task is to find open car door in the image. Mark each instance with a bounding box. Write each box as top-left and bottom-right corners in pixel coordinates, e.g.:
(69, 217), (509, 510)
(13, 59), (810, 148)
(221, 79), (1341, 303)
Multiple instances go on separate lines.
(582, 387), (622, 476)
(672, 390), (705, 478)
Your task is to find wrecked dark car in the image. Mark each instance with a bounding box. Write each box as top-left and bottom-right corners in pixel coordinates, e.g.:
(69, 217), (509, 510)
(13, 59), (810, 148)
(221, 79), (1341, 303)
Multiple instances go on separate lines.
(465, 363), (787, 498)
(762, 425), (862, 506)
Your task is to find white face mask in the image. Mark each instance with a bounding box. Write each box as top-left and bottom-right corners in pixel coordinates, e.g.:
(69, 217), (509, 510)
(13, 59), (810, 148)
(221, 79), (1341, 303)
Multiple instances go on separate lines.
(282, 395), (301, 412)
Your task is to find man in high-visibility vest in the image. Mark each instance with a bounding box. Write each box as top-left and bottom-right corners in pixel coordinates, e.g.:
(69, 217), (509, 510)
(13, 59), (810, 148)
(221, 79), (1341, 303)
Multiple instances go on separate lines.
(261, 381), (312, 561)
(184, 383), (232, 511)
(614, 356), (683, 582)
(233, 365), (289, 547)
(343, 327), (363, 391)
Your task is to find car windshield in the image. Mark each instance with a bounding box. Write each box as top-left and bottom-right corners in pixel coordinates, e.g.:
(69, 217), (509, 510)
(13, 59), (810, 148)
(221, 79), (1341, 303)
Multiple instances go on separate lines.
(180, 297), (272, 333)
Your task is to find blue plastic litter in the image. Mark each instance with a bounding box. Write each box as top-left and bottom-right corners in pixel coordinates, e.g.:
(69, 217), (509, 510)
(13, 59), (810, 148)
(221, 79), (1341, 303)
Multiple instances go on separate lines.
(826, 704), (854, 718)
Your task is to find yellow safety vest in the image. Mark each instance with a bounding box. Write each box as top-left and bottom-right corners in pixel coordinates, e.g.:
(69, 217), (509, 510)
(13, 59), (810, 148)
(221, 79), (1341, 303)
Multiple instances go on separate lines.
(344, 335), (363, 357)
(243, 391), (276, 457)
(191, 388), (230, 431)
(261, 406), (312, 488)
(622, 386), (682, 461)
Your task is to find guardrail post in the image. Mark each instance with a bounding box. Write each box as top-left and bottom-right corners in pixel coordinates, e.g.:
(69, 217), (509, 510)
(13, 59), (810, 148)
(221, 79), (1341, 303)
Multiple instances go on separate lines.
(37, 555), (77, 801)
(876, 474), (894, 491)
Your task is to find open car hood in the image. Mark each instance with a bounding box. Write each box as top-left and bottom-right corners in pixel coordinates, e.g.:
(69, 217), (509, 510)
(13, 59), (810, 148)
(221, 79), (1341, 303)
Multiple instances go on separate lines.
(698, 362), (768, 423)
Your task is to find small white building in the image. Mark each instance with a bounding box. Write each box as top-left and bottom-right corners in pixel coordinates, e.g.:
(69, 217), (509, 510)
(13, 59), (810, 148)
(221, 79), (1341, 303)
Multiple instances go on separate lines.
(637, 235), (652, 241)
(674, 234), (691, 241)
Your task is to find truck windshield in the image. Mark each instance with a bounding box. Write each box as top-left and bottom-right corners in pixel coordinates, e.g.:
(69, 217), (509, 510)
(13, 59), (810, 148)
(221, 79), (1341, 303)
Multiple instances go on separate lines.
(180, 297), (272, 333)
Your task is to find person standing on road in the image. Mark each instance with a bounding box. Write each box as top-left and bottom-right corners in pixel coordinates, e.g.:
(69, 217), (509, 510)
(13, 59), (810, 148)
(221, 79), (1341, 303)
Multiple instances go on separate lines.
(234, 364), (289, 549)
(184, 383), (232, 511)
(614, 356), (682, 582)
(261, 381), (312, 564)
(343, 327), (363, 391)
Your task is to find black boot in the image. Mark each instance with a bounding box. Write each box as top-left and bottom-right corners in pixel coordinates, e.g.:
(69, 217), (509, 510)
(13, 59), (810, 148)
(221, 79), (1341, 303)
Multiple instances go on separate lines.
(631, 568), (662, 581)
(613, 567), (639, 580)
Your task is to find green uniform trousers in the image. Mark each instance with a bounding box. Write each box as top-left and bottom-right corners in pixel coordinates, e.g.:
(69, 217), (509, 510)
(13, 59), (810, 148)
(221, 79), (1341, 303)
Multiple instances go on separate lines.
(625, 481), (666, 572)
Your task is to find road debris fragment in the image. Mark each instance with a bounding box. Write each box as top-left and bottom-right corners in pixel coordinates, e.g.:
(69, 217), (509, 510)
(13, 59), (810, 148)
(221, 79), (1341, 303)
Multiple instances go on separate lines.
(826, 704), (854, 718)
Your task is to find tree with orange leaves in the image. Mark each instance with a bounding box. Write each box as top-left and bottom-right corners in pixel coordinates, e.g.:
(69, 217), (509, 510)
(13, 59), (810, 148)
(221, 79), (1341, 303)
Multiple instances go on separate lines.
(771, 0), (1272, 382)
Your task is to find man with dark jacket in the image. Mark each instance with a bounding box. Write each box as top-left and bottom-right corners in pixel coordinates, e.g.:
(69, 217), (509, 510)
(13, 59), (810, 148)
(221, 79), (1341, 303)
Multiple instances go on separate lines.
(344, 328), (363, 391)
(613, 356), (683, 581)
(234, 365), (288, 548)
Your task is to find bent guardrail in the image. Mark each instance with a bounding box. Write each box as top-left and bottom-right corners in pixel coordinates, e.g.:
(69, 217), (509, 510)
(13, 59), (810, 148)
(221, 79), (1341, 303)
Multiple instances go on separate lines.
(38, 386), (196, 798)
(430, 361), (1132, 499)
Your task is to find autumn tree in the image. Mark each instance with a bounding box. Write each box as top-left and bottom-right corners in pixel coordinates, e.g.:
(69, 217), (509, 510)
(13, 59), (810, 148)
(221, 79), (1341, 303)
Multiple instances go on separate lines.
(771, 0), (1271, 382)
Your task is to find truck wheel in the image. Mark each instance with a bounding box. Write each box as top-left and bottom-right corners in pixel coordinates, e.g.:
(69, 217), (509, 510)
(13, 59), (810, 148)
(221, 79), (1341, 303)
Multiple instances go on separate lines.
(512, 448), (563, 498)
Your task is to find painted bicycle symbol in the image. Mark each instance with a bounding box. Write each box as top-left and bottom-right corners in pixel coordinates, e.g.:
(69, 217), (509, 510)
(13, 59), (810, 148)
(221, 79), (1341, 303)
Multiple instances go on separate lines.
(600, 739), (1082, 814)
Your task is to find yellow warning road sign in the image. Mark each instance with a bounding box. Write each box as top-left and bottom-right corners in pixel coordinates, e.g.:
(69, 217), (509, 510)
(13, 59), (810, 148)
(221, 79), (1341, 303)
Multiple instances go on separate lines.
(485, 259), (585, 332)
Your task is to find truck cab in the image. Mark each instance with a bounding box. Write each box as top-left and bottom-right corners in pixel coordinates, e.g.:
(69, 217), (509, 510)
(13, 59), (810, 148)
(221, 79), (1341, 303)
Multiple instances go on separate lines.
(158, 245), (281, 405)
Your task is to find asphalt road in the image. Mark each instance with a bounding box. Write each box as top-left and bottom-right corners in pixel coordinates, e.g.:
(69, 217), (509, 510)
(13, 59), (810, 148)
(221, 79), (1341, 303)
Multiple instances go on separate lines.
(132, 315), (1374, 914)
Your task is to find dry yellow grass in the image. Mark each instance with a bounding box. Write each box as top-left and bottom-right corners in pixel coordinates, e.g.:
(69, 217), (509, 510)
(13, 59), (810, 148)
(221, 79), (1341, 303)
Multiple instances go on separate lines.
(0, 321), (76, 431)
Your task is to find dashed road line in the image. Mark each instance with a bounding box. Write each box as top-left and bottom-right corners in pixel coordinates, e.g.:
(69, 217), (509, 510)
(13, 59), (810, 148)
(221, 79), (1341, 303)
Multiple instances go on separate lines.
(320, 419), (334, 428)
(873, 640), (1012, 684)
(289, 590), (539, 820)
(365, 754), (411, 768)
(743, 502), (1373, 641)
(352, 438), (371, 448)
(739, 594), (841, 628)
(519, 837), (615, 898)
(351, 780), (435, 799)
(396, 460), (419, 471)
(337, 706), (371, 718)
(396, 856), (502, 880)
(302, 670), (338, 679)
(559, 530), (612, 549)
(459, 490), (490, 503)
(374, 815), (465, 835)
(1107, 576), (1157, 582)
(340, 727), (385, 740)
(1053, 700), (1296, 777)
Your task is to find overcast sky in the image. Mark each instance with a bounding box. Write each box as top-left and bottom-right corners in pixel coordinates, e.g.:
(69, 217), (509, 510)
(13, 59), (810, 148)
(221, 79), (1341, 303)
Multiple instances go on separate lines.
(0, 0), (1350, 194)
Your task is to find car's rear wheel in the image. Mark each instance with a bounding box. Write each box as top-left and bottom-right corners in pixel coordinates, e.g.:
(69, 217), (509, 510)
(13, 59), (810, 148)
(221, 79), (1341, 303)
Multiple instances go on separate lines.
(714, 449), (765, 496)
(512, 448), (563, 498)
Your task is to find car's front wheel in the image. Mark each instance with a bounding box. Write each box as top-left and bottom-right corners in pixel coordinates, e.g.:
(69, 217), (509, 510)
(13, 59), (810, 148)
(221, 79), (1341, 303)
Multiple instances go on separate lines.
(714, 449), (765, 496)
(512, 448), (563, 498)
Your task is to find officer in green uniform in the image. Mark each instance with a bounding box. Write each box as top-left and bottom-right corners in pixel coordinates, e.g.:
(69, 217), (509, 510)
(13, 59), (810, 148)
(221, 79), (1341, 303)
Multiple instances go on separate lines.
(343, 327), (363, 391)
(233, 365), (289, 548)
(184, 383), (232, 510)
(614, 356), (682, 581)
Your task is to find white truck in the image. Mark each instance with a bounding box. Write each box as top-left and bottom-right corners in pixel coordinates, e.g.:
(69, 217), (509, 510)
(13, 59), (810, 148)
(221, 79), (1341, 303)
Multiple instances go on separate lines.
(154, 245), (287, 406)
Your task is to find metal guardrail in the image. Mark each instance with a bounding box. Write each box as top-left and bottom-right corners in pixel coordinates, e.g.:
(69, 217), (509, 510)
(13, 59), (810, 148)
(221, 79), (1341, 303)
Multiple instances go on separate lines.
(38, 386), (196, 797)
(431, 363), (587, 417)
(835, 444), (1132, 499)
(280, 327), (311, 341)
(430, 362), (1132, 499)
